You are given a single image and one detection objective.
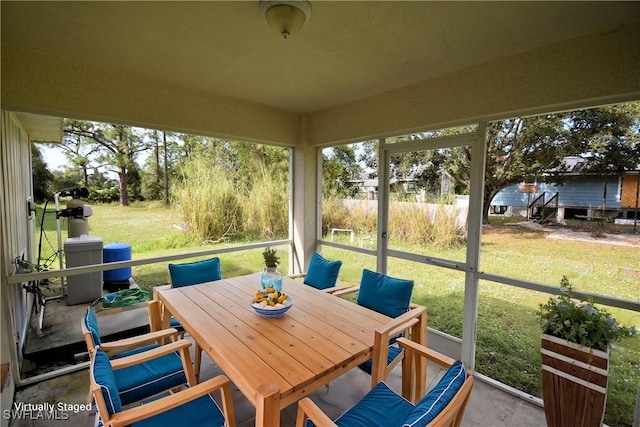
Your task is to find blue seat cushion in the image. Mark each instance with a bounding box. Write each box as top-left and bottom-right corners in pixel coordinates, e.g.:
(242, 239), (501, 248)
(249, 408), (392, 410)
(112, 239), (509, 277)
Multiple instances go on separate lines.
(307, 382), (413, 427)
(170, 317), (183, 330)
(168, 257), (222, 288)
(115, 350), (187, 405)
(84, 308), (101, 346)
(92, 348), (122, 415)
(132, 394), (226, 427)
(303, 253), (342, 290)
(401, 361), (467, 427)
(358, 345), (403, 375)
(357, 269), (414, 318)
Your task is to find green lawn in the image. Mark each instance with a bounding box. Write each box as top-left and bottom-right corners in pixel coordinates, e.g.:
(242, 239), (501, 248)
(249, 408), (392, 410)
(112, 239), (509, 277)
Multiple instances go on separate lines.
(36, 203), (640, 426)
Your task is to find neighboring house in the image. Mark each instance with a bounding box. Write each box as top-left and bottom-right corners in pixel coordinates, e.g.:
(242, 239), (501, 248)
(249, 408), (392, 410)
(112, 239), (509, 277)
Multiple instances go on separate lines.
(350, 172), (380, 200)
(491, 157), (640, 220)
(351, 170), (453, 201)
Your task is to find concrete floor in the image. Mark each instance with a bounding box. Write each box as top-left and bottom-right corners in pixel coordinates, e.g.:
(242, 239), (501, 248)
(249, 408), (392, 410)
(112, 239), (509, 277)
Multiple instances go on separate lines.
(10, 337), (547, 427)
(21, 280), (150, 377)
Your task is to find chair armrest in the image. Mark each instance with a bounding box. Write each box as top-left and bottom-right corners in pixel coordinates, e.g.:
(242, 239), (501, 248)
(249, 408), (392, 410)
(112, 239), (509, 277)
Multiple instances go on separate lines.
(295, 397), (337, 427)
(321, 285), (351, 294)
(107, 375), (235, 427)
(109, 339), (191, 370)
(330, 286), (359, 297)
(375, 305), (426, 338)
(370, 305), (427, 386)
(287, 274), (350, 294)
(396, 337), (457, 369)
(100, 328), (179, 354)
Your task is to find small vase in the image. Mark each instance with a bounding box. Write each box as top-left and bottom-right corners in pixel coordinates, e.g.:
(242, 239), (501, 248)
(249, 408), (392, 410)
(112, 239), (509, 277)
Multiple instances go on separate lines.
(261, 266), (283, 292)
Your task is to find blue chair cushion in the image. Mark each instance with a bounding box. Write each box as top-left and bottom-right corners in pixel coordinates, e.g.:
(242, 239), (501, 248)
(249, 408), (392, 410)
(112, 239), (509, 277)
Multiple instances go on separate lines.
(358, 345), (403, 375)
(307, 382), (413, 427)
(85, 309), (160, 356)
(357, 269), (414, 318)
(84, 308), (101, 346)
(92, 348), (122, 415)
(115, 349), (187, 406)
(170, 317), (183, 329)
(169, 257), (222, 288)
(304, 253), (342, 290)
(132, 394), (226, 427)
(401, 361), (467, 427)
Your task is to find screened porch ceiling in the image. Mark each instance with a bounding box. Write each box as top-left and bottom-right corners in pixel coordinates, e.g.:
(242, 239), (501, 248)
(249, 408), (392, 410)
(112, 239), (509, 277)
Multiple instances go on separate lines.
(2, 1), (639, 145)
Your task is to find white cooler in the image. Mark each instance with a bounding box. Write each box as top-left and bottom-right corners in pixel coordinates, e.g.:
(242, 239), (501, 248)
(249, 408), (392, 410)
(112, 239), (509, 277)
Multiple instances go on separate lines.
(64, 236), (103, 305)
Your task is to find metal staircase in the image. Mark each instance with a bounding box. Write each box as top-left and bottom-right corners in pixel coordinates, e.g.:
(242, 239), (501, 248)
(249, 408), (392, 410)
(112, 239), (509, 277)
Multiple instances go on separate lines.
(529, 192), (559, 224)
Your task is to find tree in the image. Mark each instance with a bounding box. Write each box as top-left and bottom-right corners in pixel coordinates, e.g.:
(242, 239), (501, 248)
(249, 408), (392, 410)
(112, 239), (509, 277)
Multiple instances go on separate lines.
(420, 104), (639, 224)
(140, 130), (164, 201)
(354, 109), (633, 224)
(323, 145), (362, 198)
(480, 115), (573, 223)
(568, 104), (640, 212)
(31, 144), (54, 202)
(52, 129), (102, 188)
(63, 120), (150, 206)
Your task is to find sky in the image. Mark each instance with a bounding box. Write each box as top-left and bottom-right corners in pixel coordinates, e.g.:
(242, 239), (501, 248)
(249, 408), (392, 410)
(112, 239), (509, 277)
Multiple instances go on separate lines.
(40, 145), (67, 171)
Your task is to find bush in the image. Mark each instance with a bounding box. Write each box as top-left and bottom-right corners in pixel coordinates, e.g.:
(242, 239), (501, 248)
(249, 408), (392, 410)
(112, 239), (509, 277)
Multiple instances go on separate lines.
(321, 197), (352, 235)
(388, 202), (465, 248)
(430, 204), (466, 248)
(89, 187), (120, 203)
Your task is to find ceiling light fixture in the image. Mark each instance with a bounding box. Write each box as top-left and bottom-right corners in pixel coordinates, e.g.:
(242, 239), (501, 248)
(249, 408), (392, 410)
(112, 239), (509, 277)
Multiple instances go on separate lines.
(259, 1), (311, 39)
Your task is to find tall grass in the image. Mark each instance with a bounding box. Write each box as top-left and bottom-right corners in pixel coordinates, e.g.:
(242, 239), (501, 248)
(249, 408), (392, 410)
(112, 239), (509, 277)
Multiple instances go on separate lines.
(324, 199), (465, 248)
(172, 159), (241, 242)
(321, 197), (351, 235)
(430, 204), (466, 247)
(242, 163), (288, 239)
(345, 202), (378, 235)
(171, 157), (288, 242)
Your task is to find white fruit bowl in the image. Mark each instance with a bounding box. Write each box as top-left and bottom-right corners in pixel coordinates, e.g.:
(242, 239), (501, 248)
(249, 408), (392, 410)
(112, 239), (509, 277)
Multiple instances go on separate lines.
(250, 296), (293, 318)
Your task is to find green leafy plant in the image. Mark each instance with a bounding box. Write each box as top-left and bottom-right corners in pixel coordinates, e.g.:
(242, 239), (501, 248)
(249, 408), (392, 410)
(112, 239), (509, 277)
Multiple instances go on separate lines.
(537, 276), (630, 351)
(262, 247), (280, 268)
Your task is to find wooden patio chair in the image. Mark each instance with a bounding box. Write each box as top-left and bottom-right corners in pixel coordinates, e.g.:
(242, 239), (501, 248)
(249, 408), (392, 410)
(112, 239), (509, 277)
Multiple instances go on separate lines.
(81, 304), (189, 407)
(331, 269), (426, 387)
(295, 337), (474, 427)
(153, 256), (223, 381)
(287, 252), (347, 293)
(90, 345), (236, 427)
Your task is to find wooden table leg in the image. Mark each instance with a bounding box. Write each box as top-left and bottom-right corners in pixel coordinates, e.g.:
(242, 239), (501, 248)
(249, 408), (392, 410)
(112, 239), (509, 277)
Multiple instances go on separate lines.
(256, 383), (280, 427)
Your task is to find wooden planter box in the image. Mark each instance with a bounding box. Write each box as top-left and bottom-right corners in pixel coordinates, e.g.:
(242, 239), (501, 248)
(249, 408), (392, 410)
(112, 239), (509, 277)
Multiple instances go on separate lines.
(541, 334), (609, 427)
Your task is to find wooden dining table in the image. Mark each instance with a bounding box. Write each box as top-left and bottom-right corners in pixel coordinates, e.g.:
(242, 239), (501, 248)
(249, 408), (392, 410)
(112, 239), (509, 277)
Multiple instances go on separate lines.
(156, 273), (422, 426)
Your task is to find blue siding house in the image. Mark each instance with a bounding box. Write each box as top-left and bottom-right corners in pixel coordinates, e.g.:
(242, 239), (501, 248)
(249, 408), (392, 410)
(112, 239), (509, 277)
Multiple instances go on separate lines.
(489, 157), (640, 221)
(491, 176), (621, 209)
